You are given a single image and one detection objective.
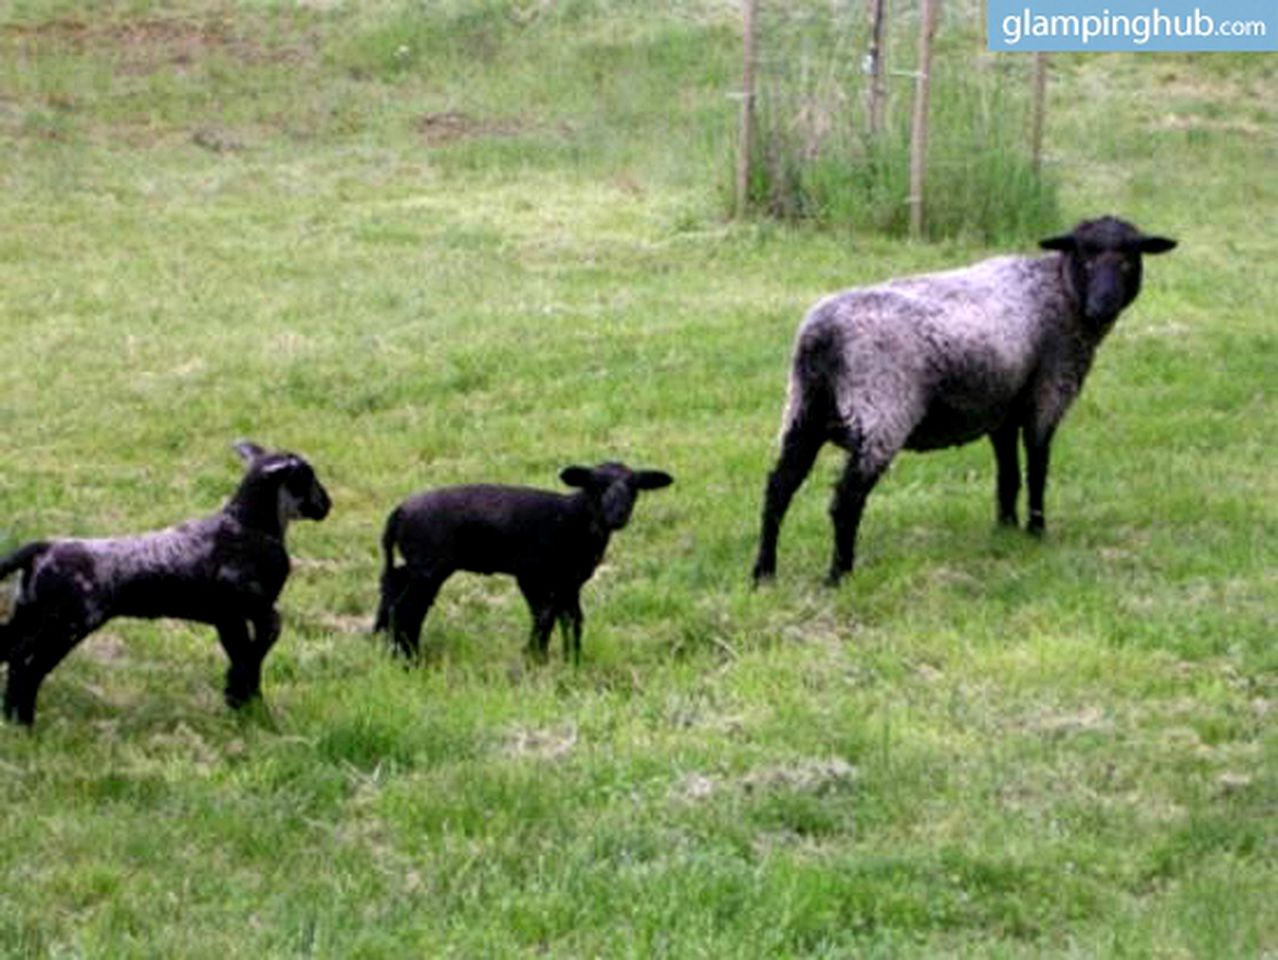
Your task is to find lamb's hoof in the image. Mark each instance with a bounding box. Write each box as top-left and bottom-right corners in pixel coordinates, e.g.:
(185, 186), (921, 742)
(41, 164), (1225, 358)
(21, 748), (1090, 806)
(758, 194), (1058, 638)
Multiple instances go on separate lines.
(822, 570), (847, 589)
(1027, 510), (1046, 538)
(390, 638), (422, 665)
(3, 704), (34, 728)
(231, 696), (277, 730)
(224, 688), (260, 710)
(750, 562), (776, 589)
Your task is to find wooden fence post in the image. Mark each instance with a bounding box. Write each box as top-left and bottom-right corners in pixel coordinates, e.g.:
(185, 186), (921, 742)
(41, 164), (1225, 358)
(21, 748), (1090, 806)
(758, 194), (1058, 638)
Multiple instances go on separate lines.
(736, 0), (759, 219)
(908, 0), (940, 239)
(1030, 52), (1048, 177)
(865, 0), (887, 137)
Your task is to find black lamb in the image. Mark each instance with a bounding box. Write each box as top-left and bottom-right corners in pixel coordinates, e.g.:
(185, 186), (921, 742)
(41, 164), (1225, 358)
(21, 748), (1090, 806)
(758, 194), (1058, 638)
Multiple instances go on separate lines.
(375, 462), (673, 663)
(0, 441), (331, 726)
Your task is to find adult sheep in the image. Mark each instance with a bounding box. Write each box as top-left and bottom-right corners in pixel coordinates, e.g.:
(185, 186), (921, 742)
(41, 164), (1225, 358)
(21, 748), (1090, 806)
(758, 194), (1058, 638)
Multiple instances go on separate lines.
(751, 216), (1176, 587)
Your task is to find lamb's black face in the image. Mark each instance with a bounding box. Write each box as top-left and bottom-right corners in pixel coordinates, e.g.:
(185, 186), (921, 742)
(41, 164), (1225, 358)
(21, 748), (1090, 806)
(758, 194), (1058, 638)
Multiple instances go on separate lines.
(234, 441), (332, 523)
(276, 456), (332, 522)
(560, 461), (674, 531)
(1040, 216), (1177, 326)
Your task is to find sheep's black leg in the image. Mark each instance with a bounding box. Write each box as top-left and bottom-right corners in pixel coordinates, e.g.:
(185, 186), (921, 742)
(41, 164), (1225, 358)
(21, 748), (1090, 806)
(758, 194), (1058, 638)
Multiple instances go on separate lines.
(374, 565), (409, 634)
(388, 572), (444, 661)
(517, 579), (557, 663)
(4, 625), (83, 727)
(1024, 427), (1055, 537)
(569, 599), (583, 665)
(990, 422), (1022, 527)
(217, 619), (259, 708)
(254, 609), (282, 656)
(527, 605), (557, 664)
(752, 422), (825, 585)
(557, 595), (583, 665)
(380, 570), (447, 659)
(221, 608), (281, 707)
(826, 452), (887, 587)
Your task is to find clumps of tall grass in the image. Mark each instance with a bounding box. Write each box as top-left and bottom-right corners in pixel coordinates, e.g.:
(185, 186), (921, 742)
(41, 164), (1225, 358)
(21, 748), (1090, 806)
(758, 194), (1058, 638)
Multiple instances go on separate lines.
(739, 3), (1060, 243)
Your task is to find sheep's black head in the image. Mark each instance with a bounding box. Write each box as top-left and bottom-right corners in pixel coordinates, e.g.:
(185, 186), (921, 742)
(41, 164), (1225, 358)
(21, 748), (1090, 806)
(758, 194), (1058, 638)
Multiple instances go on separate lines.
(233, 440), (332, 527)
(1039, 217), (1176, 327)
(560, 461), (674, 531)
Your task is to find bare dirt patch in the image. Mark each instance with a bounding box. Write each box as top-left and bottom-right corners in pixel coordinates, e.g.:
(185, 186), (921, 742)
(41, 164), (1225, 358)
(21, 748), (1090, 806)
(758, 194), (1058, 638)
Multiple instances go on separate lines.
(313, 613), (373, 635)
(502, 722), (578, 760)
(672, 757), (859, 804)
(3, 14), (313, 76)
(416, 110), (528, 146)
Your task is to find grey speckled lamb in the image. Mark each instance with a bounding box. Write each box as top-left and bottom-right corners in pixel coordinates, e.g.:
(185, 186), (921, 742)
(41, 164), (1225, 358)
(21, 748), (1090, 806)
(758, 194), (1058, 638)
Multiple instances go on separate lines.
(0, 442), (331, 726)
(751, 216), (1176, 587)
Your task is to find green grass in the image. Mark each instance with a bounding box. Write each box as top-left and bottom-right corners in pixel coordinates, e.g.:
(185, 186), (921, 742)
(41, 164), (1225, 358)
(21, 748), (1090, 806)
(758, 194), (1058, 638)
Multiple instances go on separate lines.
(744, 5), (1062, 240)
(1, 2), (1274, 956)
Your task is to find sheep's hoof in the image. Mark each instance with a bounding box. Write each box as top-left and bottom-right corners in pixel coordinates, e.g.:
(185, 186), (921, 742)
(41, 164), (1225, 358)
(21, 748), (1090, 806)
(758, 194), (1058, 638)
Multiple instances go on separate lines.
(3, 704), (35, 728)
(225, 688), (260, 710)
(822, 570), (847, 589)
(389, 636), (422, 664)
(232, 696), (277, 730)
(750, 563), (776, 588)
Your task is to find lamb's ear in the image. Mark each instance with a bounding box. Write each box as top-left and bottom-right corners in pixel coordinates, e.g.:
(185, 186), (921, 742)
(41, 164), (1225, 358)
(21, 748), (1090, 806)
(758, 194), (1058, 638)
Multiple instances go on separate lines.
(1137, 234), (1177, 255)
(233, 440), (266, 464)
(1038, 232), (1076, 252)
(634, 470), (674, 491)
(257, 455), (301, 479)
(560, 466), (596, 489)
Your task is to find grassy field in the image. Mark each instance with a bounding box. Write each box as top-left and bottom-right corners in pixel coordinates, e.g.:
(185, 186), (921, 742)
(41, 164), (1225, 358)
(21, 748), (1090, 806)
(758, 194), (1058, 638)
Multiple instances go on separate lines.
(0, 1), (1274, 956)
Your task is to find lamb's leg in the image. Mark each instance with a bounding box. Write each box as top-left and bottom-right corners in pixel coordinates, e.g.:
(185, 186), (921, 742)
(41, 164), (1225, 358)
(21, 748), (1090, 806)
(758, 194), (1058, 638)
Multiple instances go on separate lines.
(532, 605), (557, 662)
(220, 608), (281, 708)
(389, 570), (445, 661)
(752, 422), (824, 585)
(826, 450), (888, 587)
(217, 618), (258, 708)
(3, 623), (84, 727)
(557, 595), (583, 665)
(1024, 425), (1055, 537)
(990, 422), (1022, 527)
(517, 579), (557, 663)
(375, 564), (408, 634)
(253, 608), (282, 658)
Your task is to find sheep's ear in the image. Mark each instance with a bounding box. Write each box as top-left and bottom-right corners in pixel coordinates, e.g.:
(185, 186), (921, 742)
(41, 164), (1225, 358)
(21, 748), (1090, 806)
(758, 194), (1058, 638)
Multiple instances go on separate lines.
(257, 456), (298, 479)
(233, 440), (266, 464)
(1136, 234), (1177, 255)
(634, 470), (674, 491)
(1038, 232), (1076, 252)
(560, 466), (596, 489)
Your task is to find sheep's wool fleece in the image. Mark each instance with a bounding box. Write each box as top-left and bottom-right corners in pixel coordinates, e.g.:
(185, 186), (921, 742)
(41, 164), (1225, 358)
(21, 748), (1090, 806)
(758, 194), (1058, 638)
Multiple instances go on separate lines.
(787, 255), (1086, 463)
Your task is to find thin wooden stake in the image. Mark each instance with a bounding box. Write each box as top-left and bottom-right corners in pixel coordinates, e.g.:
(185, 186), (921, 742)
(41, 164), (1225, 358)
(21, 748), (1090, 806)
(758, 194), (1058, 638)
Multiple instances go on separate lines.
(908, 0), (940, 239)
(1030, 52), (1048, 177)
(865, 0), (888, 137)
(736, 0), (759, 219)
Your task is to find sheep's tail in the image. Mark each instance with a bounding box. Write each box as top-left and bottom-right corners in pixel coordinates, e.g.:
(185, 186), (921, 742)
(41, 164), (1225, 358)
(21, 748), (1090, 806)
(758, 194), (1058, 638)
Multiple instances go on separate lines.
(372, 509), (401, 634)
(779, 313), (843, 442)
(0, 541), (47, 581)
(0, 541), (47, 658)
